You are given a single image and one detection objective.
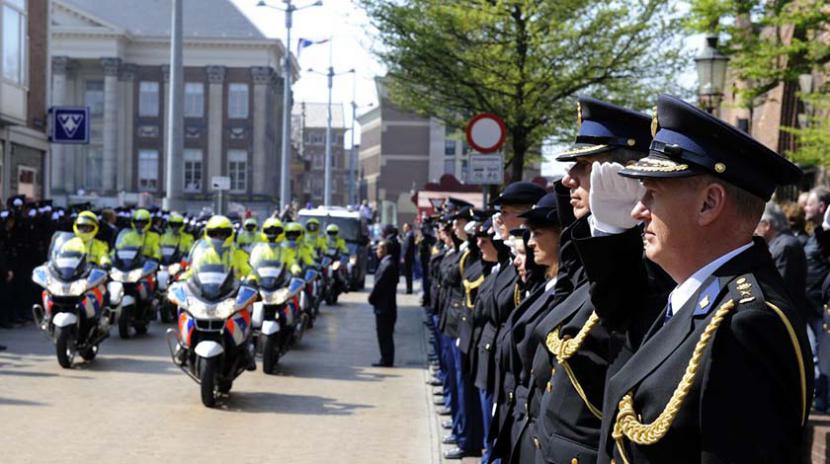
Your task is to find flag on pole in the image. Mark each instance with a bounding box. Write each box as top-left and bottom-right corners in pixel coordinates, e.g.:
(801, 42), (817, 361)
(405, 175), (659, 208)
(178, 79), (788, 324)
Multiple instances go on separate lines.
(297, 37), (330, 58)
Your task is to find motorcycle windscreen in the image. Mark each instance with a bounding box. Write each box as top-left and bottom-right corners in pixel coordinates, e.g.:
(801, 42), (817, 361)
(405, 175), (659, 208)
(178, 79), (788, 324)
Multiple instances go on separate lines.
(188, 240), (235, 301)
(255, 261), (285, 290)
(48, 233), (89, 282)
(159, 245), (180, 265)
(114, 229), (146, 270)
(288, 277), (305, 295)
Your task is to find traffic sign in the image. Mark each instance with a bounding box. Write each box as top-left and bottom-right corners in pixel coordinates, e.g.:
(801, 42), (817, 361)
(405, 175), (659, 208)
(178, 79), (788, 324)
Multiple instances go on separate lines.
(467, 153), (505, 185)
(50, 106), (89, 144)
(211, 176), (231, 191)
(465, 113), (506, 154)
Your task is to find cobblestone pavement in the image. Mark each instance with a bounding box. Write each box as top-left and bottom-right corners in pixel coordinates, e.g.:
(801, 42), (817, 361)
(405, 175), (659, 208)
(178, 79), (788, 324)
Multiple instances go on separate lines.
(0, 281), (441, 464)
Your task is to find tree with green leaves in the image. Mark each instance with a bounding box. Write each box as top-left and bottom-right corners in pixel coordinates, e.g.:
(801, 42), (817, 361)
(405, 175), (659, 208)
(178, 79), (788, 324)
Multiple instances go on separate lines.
(687, 0), (830, 166)
(361, 0), (688, 181)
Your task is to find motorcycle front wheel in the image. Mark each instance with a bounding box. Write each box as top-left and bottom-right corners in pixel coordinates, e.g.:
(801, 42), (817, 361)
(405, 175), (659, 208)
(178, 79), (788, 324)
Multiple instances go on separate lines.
(262, 334), (279, 374)
(55, 327), (76, 368)
(200, 357), (219, 408)
(118, 307), (132, 339)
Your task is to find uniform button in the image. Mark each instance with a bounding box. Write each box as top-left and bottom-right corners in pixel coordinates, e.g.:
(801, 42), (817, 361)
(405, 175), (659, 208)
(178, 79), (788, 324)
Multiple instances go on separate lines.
(532, 437), (540, 449)
(546, 382), (552, 392)
(571, 459), (579, 464)
(485, 343), (491, 350)
(611, 460), (617, 464)
(530, 368), (534, 376)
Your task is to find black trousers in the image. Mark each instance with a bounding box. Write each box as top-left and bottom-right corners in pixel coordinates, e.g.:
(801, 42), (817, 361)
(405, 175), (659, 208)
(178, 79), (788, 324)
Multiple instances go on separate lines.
(403, 259), (414, 293)
(375, 309), (397, 365)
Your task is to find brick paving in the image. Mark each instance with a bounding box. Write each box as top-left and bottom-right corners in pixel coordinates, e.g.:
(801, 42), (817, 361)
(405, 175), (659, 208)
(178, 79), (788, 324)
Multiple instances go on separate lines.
(0, 281), (440, 464)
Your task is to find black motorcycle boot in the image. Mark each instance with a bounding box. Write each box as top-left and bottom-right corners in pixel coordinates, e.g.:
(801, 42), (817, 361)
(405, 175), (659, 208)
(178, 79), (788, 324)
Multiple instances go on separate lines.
(244, 341), (257, 371)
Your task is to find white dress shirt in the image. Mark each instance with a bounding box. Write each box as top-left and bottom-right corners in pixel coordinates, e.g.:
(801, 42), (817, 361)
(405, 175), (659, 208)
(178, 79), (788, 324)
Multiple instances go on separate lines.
(668, 242), (753, 317)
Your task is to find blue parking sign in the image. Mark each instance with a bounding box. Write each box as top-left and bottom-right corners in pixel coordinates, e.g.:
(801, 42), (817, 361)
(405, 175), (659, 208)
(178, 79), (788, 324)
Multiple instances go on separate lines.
(50, 106), (89, 144)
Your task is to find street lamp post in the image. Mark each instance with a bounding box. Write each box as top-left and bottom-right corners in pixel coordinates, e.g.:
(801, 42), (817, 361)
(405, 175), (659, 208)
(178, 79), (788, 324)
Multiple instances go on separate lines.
(694, 33), (730, 114)
(257, 0), (322, 211)
(349, 100), (373, 206)
(307, 66), (354, 207)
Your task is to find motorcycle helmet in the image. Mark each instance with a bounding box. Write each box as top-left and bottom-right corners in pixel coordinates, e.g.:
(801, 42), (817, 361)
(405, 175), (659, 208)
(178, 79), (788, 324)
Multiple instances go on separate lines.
(306, 218), (321, 233)
(168, 212), (185, 232)
(205, 215), (234, 249)
(284, 222), (304, 242)
(132, 209), (151, 232)
(262, 217), (284, 242)
(326, 224), (340, 236)
(243, 217), (258, 232)
(73, 210), (99, 242)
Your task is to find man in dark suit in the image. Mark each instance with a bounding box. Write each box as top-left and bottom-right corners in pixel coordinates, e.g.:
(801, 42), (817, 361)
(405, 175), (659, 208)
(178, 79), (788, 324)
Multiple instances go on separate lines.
(368, 240), (398, 367)
(401, 223), (416, 294)
(582, 95), (812, 464)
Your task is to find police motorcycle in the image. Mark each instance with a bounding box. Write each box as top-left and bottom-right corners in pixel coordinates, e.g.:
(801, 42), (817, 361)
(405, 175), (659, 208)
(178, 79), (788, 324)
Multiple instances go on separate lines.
(165, 226), (258, 408)
(322, 247), (347, 306)
(31, 233), (111, 368)
(109, 230), (159, 338)
(249, 242), (306, 374)
(157, 243), (187, 323)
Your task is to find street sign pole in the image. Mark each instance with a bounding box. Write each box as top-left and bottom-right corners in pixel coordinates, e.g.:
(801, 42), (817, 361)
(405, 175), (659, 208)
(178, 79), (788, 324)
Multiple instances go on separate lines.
(465, 114), (507, 203)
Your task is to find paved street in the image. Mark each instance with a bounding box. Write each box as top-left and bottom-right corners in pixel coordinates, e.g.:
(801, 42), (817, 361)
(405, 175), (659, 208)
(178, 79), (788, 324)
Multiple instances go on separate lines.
(0, 282), (442, 464)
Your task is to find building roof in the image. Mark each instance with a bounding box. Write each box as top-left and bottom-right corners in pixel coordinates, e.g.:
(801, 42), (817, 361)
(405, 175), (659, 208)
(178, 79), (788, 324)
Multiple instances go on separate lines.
(293, 102), (347, 130)
(60, 0), (265, 39)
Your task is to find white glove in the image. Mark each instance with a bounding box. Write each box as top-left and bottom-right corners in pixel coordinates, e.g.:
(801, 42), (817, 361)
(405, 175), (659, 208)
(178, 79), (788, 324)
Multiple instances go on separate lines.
(589, 161), (645, 233)
(823, 204), (830, 231)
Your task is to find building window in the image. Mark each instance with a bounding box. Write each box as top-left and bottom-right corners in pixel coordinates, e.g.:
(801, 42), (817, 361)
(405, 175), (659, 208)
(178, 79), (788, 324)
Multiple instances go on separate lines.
(138, 149), (159, 191)
(85, 80), (104, 117)
(2, 2), (26, 85)
(184, 82), (204, 118)
(312, 153), (323, 169)
(305, 132), (324, 145)
(84, 146), (103, 189)
(228, 83), (249, 118)
(139, 81), (159, 117)
(444, 140), (456, 156)
(228, 149), (247, 192)
(311, 176), (323, 199)
(183, 149), (202, 193)
(444, 159), (455, 176)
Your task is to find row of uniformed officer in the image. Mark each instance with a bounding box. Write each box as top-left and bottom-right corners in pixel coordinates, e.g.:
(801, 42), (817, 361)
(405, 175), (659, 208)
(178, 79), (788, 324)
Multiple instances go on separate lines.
(424, 94), (813, 463)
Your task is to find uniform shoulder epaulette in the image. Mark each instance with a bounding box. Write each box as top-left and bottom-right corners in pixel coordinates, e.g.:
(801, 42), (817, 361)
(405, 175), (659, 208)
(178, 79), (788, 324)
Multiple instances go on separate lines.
(726, 273), (766, 307)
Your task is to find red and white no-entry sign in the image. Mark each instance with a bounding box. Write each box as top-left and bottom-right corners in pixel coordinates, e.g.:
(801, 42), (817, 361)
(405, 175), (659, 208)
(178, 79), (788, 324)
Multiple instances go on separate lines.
(465, 113), (507, 154)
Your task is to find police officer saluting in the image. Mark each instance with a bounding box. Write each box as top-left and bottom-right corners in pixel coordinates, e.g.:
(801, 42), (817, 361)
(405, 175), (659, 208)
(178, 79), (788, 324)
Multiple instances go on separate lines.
(580, 95), (813, 463)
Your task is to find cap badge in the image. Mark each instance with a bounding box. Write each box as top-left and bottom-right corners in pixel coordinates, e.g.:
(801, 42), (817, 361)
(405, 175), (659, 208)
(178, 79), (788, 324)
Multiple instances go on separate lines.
(627, 138), (636, 146)
(714, 162), (726, 173)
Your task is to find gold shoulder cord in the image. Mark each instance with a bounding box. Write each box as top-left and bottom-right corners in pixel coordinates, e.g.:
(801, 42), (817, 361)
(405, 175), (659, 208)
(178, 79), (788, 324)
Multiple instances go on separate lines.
(611, 298), (808, 464)
(611, 299), (736, 464)
(513, 283), (522, 306)
(545, 311), (602, 419)
(459, 250), (485, 308)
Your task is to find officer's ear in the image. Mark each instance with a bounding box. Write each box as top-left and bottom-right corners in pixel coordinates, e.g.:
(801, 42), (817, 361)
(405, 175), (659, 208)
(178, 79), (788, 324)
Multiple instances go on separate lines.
(698, 181), (727, 227)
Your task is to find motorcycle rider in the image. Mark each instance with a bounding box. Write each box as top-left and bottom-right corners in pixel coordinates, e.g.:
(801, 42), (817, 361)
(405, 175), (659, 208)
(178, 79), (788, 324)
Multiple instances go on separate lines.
(178, 215), (257, 370)
(325, 224), (349, 257)
(305, 218), (328, 255)
(73, 211), (111, 268)
(282, 222), (316, 275)
(160, 212), (195, 257)
(119, 209), (162, 261)
(252, 217), (301, 276)
(235, 217), (260, 254)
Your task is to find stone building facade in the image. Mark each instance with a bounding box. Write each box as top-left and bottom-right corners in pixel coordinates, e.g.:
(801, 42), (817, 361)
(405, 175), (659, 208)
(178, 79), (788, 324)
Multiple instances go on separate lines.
(49, 0), (292, 215)
(0, 0), (50, 203)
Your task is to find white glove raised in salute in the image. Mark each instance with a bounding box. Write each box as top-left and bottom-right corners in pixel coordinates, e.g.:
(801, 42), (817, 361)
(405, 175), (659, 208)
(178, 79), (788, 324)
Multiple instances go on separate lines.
(588, 161), (645, 233)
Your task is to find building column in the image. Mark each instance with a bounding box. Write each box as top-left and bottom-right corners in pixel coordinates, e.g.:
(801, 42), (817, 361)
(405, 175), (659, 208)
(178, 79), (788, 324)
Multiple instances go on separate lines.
(251, 66), (272, 196)
(50, 56), (71, 195)
(117, 64), (136, 193)
(206, 65), (225, 184)
(101, 57), (121, 193)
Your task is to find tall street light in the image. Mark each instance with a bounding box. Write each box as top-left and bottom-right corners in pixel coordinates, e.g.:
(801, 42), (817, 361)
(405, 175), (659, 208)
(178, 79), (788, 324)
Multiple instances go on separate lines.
(349, 100), (373, 206)
(307, 66), (354, 207)
(257, 0), (322, 211)
(694, 33), (730, 114)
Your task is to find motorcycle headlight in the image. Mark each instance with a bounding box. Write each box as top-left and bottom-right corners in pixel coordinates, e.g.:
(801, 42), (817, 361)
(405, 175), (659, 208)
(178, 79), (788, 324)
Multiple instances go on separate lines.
(215, 299), (238, 319)
(110, 268), (125, 282)
(168, 263), (181, 276)
(332, 261), (341, 271)
(108, 281), (124, 306)
(69, 279), (89, 297)
(349, 255), (357, 266)
(127, 268), (146, 282)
